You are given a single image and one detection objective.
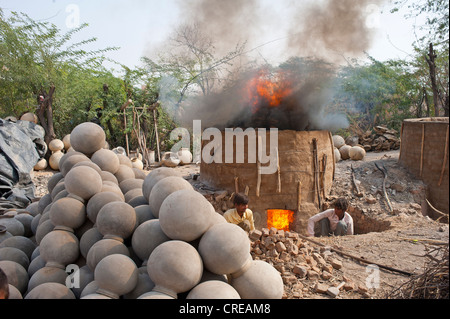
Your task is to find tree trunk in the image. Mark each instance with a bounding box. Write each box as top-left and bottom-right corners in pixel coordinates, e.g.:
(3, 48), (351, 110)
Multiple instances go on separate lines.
(425, 43), (440, 117)
(36, 85), (56, 157)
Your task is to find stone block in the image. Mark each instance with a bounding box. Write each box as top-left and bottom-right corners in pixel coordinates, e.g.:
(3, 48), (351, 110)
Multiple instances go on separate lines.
(249, 229), (262, 241)
(314, 283), (328, 294)
(293, 265), (308, 278)
(275, 241), (287, 253)
(327, 286), (340, 298)
(330, 258), (343, 270)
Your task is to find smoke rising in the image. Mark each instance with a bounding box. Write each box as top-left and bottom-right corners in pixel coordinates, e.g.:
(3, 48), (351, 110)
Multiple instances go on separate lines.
(156, 0), (386, 131)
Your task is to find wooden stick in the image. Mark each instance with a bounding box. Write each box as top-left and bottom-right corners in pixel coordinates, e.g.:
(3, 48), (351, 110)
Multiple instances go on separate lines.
(244, 185), (249, 196)
(312, 139), (322, 209)
(276, 147), (281, 193)
(420, 124), (425, 177)
(438, 124), (449, 186)
(297, 181), (302, 212)
(375, 162), (393, 212)
(425, 198), (447, 222)
(297, 234), (413, 276)
(123, 109), (130, 156)
(256, 136), (262, 197)
(234, 176), (239, 194)
(351, 164), (362, 197)
(322, 154), (327, 200)
(152, 107), (161, 163)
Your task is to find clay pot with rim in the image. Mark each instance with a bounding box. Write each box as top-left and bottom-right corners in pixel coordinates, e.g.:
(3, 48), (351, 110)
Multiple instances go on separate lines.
(230, 260), (284, 299)
(147, 240), (203, 298)
(142, 167), (180, 200)
(70, 122), (106, 157)
(64, 165), (103, 202)
(49, 197), (86, 232)
(148, 176), (193, 217)
(92, 253), (138, 299)
(198, 222), (252, 276)
(96, 201), (136, 242)
(159, 189), (214, 242)
(90, 148), (120, 174)
(25, 282), (76, 299)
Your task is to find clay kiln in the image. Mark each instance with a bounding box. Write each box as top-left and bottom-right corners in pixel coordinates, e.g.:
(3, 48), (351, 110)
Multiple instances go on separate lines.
(398, 117), (449, 220)
(200, 129), (335, 233)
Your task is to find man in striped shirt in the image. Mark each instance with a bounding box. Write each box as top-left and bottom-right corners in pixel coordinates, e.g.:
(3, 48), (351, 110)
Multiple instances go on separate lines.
(307, 197), (354, 237)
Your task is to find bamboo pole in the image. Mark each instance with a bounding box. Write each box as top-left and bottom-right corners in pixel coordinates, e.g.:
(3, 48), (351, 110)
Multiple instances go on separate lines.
(276, 147), (281, 194)
(438, 124), (449, 186)
(420, 124), (425, 177)
(256, 136), (262, 197)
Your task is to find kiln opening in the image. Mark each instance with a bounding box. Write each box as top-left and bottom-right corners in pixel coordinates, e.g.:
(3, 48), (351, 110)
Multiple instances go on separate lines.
(266, 209), (295, 232)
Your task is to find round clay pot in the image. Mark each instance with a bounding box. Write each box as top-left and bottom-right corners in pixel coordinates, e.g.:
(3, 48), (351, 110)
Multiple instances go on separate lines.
(131, 158), (144, 170)
(137, 291), (175, 299)
(162, 152), (180, 167)
(27, 266), (69, 293)
(339, 144), (352, 160)
(131, 220), (170, 266)
(99, 171), (119, 184)
(25, 282), (76, 299)
(134, 205), (155, 225)
(70, 122), (106, 156)
(60, 153), (90, 176)
(0, 260), (29, 295)
(230, 260), (284, 299)
(25, 201), (40, 217)
(28, 255), (45, 278)
(148, 176), (193, 217)
(187, 280), (241, 299)
(177, 148), (193, 165)
(123, 272), (155, 299)
(198, 223), (251, 275)
(39, 229), (79, 269)
(71, 265), (95, 298)
(64, 165), (103, 201)
(8, 284), (23, 299)
(14, 213), (34, 237)
(86, 192), (124, 225)
(147, 240), (203, 298)
(0, 236), (36, 260)
(133, 167), (146, 180)
(128, 195), (147, 208)
(0, 225), (13, 243)
(46, 173), (64, 195)
(119, 179), (144, 195)
(101, 182), (125, 201)
(117, 154), (132, 168)
(91, 148), (120, 174)
(35, 219), (54, 245)
(48, 139), (64, 152)
(114, 164), (136, 183)
(49, 197), (86, 231)
(73, 160), (102, 174)
(124, 188), (143, 203)
(0, 215), (24, 236)
(334, 147), (341, 162)
(96, 201), (136, 241)
(86, 238), (130, 271)
(34, 158), (48, 171)
(79, 227), (103, 259)
(62, 134), (71, 150)
(0, 246), (30, 269)
(142, 167), (180, 200)
(20, 112), (38, 123)
(37, 193), (52, 214)
(332, 135), (345, 149)
(94, 254), (138, 299)
(349, 145), (366, 161)
(159, 189), (213, 241)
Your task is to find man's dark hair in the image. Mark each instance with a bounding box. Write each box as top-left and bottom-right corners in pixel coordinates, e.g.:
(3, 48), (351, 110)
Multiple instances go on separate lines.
(233, 193), (249, 205)
(0, 267), (9, 299)
(334, 197), (348, 212)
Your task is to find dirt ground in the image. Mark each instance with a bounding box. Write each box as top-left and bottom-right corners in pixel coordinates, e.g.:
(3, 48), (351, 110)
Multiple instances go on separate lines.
(30, 149), (449, 299)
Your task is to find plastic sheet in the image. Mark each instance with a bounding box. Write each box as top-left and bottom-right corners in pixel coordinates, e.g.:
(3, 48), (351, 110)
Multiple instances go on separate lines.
(0, 118), (46, 210)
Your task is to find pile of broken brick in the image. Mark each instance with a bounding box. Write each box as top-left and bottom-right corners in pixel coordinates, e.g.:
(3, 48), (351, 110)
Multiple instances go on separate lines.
(248, 227), (372, 299)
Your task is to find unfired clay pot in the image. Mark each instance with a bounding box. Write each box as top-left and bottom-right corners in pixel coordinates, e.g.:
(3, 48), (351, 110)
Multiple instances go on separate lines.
(119, 178), (144, 194)
(159, 189), (213, 242)
(142, 167), (179, 200)
(93, 253), (138, 299)
(70, 122), (106, 156)
(79, 227), (103, 259)
(349, 145), (366, 160)
(39, 229), (79, 269)
(339, 144), (351, 160)
(187, 280), (241, 299)
(48, 139), (64, 152)
(114, 164), (136, 183)
(131, 219), (170, 266)
(86, 238), (130, 271)
(90, 148), (120, 174)
(49, 197), (86, 231)
(25, 282), (76, 299)
(177, 148), (192, 165)
(198, 223), (252, 276)
(0, 260), (28, 295)
(332, 135), (345, 149)
(147, 240), (203, 298)
(230, 260), (284, 299)
(148, 176), (193, 217)
(64, 165), (103, 201)
(86, 191), (124, 225)
(96, 201), (136, 241)
(60, 153), (90, 176)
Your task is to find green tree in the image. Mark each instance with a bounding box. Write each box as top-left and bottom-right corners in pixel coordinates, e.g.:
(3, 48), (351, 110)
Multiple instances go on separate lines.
(0, 9), (117, 144)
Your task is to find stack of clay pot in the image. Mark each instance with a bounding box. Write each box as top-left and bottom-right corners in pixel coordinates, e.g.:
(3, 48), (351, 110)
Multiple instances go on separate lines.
(332, 135), (366, 162)
(0, 121), (283, 299)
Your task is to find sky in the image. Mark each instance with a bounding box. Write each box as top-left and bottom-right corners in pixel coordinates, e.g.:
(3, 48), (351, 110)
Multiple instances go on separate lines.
(0, 0), (427, 72)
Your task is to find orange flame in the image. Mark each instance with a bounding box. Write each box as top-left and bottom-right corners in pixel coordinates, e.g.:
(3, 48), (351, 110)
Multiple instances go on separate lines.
(245, 70), (293, 113)
(267, 209), (294, 231)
